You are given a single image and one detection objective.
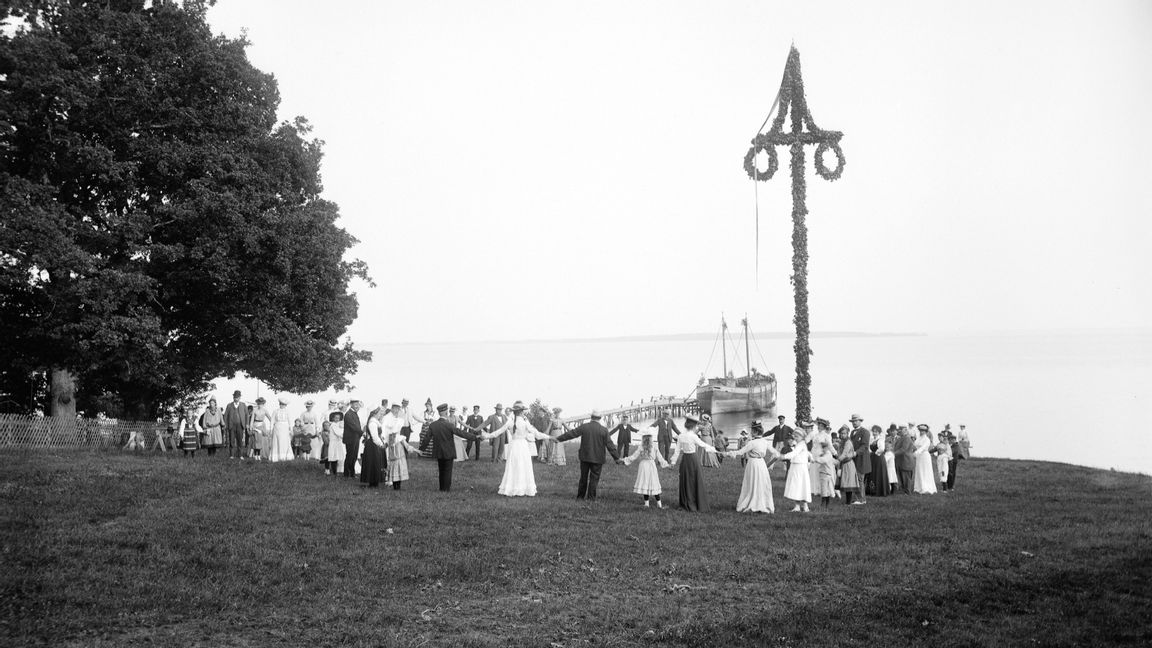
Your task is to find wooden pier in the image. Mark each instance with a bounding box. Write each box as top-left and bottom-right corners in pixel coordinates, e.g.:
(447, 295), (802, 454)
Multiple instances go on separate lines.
(559, 397), (699, 427)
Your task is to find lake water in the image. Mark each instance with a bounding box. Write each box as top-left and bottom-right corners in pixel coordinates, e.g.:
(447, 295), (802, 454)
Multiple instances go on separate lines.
(218, 330), (1152, 475)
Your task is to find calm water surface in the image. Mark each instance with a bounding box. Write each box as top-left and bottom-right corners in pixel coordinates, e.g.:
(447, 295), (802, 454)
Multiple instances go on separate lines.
(220, 330), (1152, 474)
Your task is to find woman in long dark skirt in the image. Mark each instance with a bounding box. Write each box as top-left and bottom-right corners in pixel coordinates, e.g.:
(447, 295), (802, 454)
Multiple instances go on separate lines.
(361, 408), (386, 488)
(868, 425), (890, 497)
(668, 415), (720, 512)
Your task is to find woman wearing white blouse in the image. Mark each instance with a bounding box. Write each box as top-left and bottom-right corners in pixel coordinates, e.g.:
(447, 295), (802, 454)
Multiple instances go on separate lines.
(480, 401), (553, 496)
(668, 416), (719, 512)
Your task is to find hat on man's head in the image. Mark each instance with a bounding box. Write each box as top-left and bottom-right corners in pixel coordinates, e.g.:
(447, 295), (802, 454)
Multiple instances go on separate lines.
(778, 415), (786, 421)
(473, 405), (481, 410)
(850, 414), (864, 423)
(402, 398), (409, 404)
(437, 403), (449, 413)
(684, 415), (699, 427)
(449, 405), (457, 411)
(232, 390), (242, 398)
(390, 402), (401, 410)
(750, 420), (764, 434)
(589, 410), (602, 420)
(495, 403), (503, 409)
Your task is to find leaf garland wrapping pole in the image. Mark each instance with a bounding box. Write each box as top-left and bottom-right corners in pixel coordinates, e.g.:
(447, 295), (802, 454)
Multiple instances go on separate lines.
(743, 46), (845, 424)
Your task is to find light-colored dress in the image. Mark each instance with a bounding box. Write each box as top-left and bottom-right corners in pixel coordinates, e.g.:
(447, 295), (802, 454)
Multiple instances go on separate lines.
(839, 440), (859, 491)
(547, 420), (567, 466)
(270, 406), (293, 462)
(913, 435), (937, 494)
(300, 409), (321, 460)
(727, 437), (778, 513)
(484, 415), (552, 496)
(386, 429), (417, 483)
(250, 406), (272, 454)
(780, 445), (812, 503)
(326, 410), (346, 466)
(623, 443), (669, 496)
(936, 441), (952, 483)
(807, 430), (834, 486)
(200, 407), (224, 447)
(884, 438), (898, 486)
(813, 450), (837, 497)
(699, 423), (721, 468)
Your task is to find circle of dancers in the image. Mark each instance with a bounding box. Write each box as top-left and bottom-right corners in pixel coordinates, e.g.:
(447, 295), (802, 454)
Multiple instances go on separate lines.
(156, 391), (972, 514)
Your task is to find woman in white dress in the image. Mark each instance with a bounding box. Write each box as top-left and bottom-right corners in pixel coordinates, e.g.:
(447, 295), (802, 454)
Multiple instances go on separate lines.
(269, 395), (293, 462)
(480, 400), (552, 496)
(913, 424), (938, 494)
(806, 418), (835, 488)
(723, 421), (779, 513)
(780, 426), (813, 512)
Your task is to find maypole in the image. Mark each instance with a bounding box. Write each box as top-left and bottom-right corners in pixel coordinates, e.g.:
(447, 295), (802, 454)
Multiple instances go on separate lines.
(743, 47), (845, 423)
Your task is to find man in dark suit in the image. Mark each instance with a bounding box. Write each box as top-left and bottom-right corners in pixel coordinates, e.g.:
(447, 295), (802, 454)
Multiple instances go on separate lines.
(482, 404), (508, 462)
(427, 403), (478, 491)
(342, 399), (363, 478)
(651, 409), (680, 461)
(465, 405), (485, 461)
(223, 390), (248, 459)
(849, 414), (871, 504)
(769, 415), (794, 453)
(894, 426), (916, 494)
(554, 410), (622, 500)
(609, 415), (638, 457)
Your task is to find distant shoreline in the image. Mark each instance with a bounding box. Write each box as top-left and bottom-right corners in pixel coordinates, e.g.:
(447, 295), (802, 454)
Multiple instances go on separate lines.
(367, 331), (927, 346)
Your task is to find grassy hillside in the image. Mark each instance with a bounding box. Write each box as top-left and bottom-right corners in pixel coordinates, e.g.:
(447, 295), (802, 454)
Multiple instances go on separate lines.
(2, 450), (1149, 647)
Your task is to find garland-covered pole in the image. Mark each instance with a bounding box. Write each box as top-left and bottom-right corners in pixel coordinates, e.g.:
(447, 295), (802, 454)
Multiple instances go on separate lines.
(743, 47), (845, 424)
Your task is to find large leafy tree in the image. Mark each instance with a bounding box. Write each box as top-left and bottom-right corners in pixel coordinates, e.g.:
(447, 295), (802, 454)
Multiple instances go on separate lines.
(0, 0), (371, 418)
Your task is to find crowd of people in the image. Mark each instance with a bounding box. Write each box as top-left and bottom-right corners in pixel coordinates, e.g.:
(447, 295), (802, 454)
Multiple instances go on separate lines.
(135, 390), (972, 514)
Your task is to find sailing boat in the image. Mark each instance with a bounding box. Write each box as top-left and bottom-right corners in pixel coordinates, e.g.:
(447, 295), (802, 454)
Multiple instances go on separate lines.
(695, 316), (777, 416)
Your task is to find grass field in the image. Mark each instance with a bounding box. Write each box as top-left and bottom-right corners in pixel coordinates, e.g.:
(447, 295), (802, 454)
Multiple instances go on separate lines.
(2, 449), (1150, 647)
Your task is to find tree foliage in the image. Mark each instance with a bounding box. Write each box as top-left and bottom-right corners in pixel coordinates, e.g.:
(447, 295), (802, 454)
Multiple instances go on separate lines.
(0, 0), (371, 417)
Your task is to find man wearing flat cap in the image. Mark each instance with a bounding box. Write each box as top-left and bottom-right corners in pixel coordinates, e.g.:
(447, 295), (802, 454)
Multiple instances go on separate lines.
(465, 405), (485, 461)
(553, 410), (622, 501)
(426, 403), (479, 491)
(849, 414), (871, 504)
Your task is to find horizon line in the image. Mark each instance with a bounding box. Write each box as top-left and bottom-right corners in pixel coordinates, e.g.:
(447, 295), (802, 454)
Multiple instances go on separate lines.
(354, 325), (1152, 347)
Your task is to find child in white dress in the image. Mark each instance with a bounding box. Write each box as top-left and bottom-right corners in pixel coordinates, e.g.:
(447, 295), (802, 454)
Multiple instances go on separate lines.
(780, 428), (813, 512)
(623, 432), (670, 508)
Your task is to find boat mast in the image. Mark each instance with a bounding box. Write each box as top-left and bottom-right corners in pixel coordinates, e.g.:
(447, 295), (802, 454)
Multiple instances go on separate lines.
(721, 315), (728, 380)
(743, 316), (751, 381)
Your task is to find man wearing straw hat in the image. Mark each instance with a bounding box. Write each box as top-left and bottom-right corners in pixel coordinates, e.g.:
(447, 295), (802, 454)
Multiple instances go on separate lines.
(553, 410), (623, 501)
(849, 414), (871, 504)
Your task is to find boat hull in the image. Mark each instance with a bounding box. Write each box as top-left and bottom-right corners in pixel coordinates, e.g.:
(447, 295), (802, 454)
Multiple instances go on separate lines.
(696, 381), (776, 416)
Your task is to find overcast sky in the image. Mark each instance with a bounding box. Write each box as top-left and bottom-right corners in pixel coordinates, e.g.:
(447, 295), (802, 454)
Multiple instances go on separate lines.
(207, 0), (1152, 344)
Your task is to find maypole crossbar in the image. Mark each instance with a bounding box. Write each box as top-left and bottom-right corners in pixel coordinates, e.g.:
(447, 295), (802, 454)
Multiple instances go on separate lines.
(743, 46), (845, 423)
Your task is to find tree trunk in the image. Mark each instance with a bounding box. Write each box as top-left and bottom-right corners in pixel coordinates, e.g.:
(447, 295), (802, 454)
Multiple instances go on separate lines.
(50, 368), (77, 419)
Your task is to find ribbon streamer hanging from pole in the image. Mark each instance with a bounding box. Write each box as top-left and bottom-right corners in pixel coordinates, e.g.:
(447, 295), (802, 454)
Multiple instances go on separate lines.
(751, 81), (784, 291)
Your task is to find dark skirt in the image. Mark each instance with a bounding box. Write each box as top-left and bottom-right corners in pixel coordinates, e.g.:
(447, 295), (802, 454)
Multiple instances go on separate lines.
(868, 453), (890, 496)
(180, 430), (199, 451)
(678, 452), (706, 512)
(362, 438), (384, 487)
